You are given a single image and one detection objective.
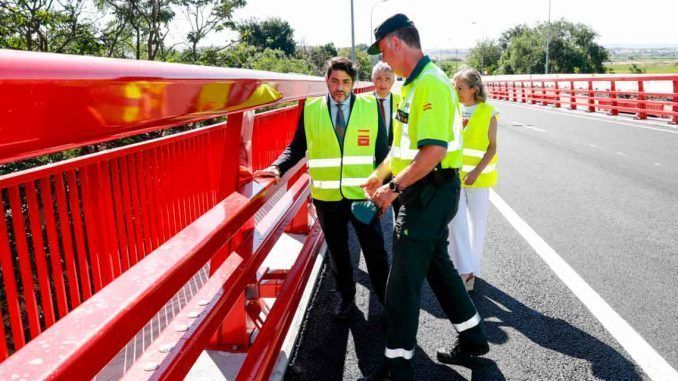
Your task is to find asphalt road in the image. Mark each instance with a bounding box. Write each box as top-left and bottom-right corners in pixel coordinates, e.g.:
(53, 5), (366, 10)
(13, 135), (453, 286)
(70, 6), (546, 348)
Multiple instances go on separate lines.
(285, 102), (678, 380)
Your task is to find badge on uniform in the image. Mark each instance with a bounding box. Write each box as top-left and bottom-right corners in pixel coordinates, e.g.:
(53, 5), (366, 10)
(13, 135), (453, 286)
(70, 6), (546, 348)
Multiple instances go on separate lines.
(357, 129), (370, 146)
(396, 109), (409, 124)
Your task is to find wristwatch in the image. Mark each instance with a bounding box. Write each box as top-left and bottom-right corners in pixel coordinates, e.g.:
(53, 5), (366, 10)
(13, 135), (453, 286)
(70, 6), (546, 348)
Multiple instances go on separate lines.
(388, 180), (403, 194)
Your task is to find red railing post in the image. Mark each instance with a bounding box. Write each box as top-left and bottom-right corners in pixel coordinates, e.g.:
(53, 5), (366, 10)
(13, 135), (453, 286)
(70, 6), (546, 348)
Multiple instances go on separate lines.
(554, 81), (561, 108)
(672, 79), (678, 124)
(512, 82), (517, 102)
(570, 80), (577, 110)
(530, 81), (536, 104)
(209, 110), (256, 352)
(636, 80), (647, 120)
(541, 81), (547, 106)
(609, 80), (619, 116)
(587, 80), (595, 112)
(521, 82), (526, 103)
(286, 99), (310, 234)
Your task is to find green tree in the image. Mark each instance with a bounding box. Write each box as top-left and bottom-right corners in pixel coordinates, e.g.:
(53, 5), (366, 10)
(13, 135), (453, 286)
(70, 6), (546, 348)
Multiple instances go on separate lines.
(437, 60), (462, 77)
(0, 0), (102, 54)
(467, 39), (502, 74)
(250, 48), (312, 74)
(180, 0), (246, 62)
(98, 0), (175, 60)
(338, 46), (371, 81)
(497, 19), (608, 74)
(237, 17), (296, 56)
(295, 42), (337, 76)
(629, 63), (645, 74)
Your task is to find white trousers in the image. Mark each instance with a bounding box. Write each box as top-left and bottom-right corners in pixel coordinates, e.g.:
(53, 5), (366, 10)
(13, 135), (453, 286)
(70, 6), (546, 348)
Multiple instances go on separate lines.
(448, 187), (490, 275)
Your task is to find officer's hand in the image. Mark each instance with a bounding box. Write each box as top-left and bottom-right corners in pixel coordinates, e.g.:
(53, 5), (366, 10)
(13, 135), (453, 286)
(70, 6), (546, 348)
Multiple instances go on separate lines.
(372, 183), (399, 211)
(463, 169), (480, 186)
(360, 174), (382, 197)
(254, 166), (280, 182)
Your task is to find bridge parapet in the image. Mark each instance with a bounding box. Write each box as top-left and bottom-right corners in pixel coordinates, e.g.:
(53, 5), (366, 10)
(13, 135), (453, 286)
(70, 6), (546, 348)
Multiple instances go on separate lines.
(484, 74), (678, 124)
(0, 50), (372, 379)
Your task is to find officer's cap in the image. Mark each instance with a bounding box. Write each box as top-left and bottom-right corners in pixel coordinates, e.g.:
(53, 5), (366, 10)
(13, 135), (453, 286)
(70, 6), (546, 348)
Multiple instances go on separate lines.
(367, 13), (415, 55)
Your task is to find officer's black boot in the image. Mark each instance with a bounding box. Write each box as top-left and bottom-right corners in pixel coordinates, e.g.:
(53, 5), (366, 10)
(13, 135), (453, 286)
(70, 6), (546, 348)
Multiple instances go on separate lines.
(436, 324), (489, 364)
(334, 295), (355, 321)
(357, 364), (394, 381)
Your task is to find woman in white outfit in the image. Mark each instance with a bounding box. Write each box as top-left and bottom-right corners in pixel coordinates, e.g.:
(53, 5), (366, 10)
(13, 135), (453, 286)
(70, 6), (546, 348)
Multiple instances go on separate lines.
(448, 67), (498, 291)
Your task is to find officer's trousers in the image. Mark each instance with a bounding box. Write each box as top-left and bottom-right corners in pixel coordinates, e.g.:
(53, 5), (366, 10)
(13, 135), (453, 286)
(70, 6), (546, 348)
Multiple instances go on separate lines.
(384, 176), (482, 380)
(313, 198), (389, 303)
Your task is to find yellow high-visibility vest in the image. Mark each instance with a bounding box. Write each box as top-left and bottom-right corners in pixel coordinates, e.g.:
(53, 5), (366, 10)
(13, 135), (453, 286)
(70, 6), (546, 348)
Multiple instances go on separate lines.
(461, 102), (498, 188)
(304, 94), (379, 201)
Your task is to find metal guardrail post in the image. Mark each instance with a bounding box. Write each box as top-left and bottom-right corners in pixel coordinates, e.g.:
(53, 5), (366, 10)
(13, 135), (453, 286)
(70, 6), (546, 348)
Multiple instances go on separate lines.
(554, 81), (561, 108)
(587, 80), (596, 112)
(636, 80), (647, 120)
(609, 80), (619, 116)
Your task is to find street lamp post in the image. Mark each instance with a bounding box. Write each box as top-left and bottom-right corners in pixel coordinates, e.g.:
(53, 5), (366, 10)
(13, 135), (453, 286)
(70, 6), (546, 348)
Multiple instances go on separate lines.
(370, 0), (388, 45)
(545, 0), (552, 74)
(471, 21), (484, 72)
(350, 0), (356, 62)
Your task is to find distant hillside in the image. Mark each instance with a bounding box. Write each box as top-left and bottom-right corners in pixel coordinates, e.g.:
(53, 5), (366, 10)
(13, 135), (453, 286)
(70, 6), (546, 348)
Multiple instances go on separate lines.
(425, 48), (469, 61)
(606, 46), (678, 61)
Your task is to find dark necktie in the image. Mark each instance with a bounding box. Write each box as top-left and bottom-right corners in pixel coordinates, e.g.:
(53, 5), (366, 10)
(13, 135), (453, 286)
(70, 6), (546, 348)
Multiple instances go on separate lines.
(378, 98), (388, 140)
(335, 103), (346, 145)
(378, 98), (387, 121)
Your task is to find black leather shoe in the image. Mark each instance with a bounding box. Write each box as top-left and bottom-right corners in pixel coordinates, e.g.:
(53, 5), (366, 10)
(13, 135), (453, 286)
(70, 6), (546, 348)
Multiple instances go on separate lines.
(334, 296), (355, 321)
(357, 367), (393, 381)
(436, 337), (489, 364)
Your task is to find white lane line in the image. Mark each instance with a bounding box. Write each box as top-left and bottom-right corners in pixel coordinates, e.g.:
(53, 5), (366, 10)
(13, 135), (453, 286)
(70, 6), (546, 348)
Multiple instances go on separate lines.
(510, 121), (546, 132)
(489, 189), (678, 381)
(616, 152), (628, 157)
(495, 100), (678, 135)
(589, 144), (598, 148)
(653, 162), (662, 166)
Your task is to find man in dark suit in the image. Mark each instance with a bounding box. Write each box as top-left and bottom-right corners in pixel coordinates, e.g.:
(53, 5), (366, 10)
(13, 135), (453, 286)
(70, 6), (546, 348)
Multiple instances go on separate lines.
(254, 57), (389, 321)
(371, 61), (401, 147)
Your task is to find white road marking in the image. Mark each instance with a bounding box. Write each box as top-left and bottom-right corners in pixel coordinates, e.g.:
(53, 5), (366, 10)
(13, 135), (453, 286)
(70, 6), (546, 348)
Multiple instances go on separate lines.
(510, 121), (545, 132)
(616, 152), (628, 157)
(588, 144), (598, 148)
(496, 100), (678, 135)
(490, 189), (678, 381)
(653, 162), (662, 166)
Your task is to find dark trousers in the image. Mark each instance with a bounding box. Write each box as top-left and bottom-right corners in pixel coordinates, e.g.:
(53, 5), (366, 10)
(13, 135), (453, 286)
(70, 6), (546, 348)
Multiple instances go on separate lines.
(384, 175), (483, 380)
(313, 198), (389, 303)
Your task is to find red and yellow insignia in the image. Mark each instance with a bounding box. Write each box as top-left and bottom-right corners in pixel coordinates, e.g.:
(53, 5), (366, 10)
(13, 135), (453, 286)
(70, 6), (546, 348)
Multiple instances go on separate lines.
(357, 129), (370, 146)
(422, 102), (432, 111)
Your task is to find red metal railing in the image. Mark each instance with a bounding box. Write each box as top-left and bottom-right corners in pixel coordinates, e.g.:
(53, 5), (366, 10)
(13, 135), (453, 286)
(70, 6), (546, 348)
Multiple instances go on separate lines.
(0, 49), (366, 379)
(484, 74), (678, 124)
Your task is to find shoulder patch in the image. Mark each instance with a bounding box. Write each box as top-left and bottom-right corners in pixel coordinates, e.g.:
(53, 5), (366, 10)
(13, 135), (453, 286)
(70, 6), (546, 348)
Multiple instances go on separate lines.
(422, 102), (432, 111)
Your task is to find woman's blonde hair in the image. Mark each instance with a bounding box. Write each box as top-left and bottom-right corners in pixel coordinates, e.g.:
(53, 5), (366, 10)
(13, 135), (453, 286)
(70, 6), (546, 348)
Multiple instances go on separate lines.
(453, 66), (487, 103)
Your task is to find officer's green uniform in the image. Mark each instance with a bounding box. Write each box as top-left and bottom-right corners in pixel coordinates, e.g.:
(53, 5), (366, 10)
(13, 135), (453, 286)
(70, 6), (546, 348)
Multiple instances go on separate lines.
(385, 56), (485, 379)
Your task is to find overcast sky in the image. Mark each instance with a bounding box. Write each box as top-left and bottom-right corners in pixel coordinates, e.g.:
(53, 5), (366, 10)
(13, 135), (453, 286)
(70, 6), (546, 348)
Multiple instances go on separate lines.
(179, 0), (678, 50)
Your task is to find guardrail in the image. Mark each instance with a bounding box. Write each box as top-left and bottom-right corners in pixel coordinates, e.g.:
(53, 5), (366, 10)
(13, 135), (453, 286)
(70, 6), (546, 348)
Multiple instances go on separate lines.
(484, 74), (678, 124)
(0, 49), (369, 379)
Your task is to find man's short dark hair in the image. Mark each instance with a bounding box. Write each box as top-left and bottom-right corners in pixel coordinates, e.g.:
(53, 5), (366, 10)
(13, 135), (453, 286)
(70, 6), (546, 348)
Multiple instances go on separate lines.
(325, 57), (357, 82)
(390, 26), (421, 50)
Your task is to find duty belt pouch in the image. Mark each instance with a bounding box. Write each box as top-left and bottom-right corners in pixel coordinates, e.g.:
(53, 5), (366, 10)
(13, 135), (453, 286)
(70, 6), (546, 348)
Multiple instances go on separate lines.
(430, 167), (458, 187)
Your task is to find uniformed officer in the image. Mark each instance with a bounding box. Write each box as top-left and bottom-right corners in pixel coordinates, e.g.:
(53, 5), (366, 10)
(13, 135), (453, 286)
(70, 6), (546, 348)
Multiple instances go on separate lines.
(255, 57), (389, 321)
(361, 14), (489, 380)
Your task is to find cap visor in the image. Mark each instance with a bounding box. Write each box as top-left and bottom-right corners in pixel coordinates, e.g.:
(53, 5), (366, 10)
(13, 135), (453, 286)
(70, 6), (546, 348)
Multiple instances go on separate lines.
(367, 40), (381, 55)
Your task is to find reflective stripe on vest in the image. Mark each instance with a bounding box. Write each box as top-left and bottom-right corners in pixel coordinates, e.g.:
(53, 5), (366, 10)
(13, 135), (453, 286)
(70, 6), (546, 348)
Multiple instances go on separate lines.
(460, 102), (498, 188)
(304, 95), (379, 201)
(391, 66), (463, 175)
